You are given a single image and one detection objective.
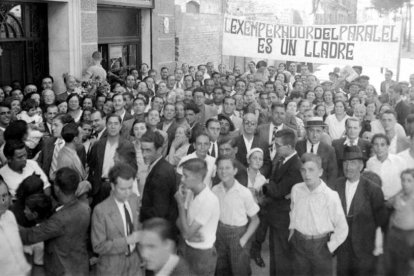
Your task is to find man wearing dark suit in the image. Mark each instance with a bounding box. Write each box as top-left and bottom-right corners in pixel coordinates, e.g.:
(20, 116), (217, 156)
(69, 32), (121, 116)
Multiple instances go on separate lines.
(157, 103), (178, 153)
(141, 218), (192, 276)
(333, 146), (388, 276)
(257, 103), (297, 161)
(43, 105), (58, 137)
(91, 164), (142, 276)
(113, 93), (134, 123)
(296, 117), (338, 187)
(20, 168), (90, 276)
(38, 114), (86, 180)
(332, 117), (371, 176)
(257, 129), (303, 275)
(140, 130), (178, 229)
(234, 112), (272, 178)
(390, 84), (411, 130)
(88, 114), (135, 207)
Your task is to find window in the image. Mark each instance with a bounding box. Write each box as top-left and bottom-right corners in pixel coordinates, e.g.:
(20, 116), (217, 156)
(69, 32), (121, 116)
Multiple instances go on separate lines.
(186, 1), (200, 14)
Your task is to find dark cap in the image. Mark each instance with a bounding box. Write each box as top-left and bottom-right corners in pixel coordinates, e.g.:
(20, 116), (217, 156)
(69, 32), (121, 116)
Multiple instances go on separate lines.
(342, 146), (364, 161)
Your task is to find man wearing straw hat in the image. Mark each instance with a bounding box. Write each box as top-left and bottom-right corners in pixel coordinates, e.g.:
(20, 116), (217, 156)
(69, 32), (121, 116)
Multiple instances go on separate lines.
(333, 146), (388, 276)
(296, 117), (338, 187)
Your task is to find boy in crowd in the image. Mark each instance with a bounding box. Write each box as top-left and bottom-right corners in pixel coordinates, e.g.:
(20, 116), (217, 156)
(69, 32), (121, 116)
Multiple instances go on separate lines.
(212, 157), (260, 276)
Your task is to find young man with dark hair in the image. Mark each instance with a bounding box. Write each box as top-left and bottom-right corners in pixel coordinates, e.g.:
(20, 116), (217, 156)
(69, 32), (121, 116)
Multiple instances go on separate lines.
(88, 114), (135, 207)
(140, 130), (178, 229)
(212, 157), (260, 276)
(289, 153), (348, 276)
(91, 163), (141, 275)
(175, 158), (220, 275)
(140, 218), (192, 275)
(257, 128), (303, 275)
(20, 167), (91, 276)
(0, 139), (50, 198)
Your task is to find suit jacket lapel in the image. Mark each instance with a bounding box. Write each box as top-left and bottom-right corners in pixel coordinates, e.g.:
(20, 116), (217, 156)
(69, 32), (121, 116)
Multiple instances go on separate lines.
(348, 179), (365, 216)
(97, 139), (106, 175)
(109, 196), (126, 236)
(337, 178), (347, 214)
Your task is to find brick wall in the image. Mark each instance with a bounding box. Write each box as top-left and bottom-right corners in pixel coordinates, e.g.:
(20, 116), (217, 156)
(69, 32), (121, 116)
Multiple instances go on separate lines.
(175, 11), (223, 67)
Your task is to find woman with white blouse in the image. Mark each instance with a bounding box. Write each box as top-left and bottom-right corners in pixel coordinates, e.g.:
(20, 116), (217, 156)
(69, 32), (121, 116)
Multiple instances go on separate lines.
(324, 100), (349, 140)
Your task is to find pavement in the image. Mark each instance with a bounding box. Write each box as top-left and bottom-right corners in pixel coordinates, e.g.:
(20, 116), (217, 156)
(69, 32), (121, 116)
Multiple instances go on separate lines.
(251, 233), (270, 276)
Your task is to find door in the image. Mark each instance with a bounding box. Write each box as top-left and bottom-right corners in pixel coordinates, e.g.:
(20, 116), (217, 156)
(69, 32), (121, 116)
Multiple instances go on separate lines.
(0, 2), (48, 86)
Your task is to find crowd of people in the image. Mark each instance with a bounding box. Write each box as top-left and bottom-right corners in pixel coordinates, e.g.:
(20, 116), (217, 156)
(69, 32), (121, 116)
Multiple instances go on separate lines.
(0, 51), (414, 276)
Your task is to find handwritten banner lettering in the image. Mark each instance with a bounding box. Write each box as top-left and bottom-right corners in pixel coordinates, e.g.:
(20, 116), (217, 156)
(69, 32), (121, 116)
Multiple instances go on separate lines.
(223, 15), (401, 68)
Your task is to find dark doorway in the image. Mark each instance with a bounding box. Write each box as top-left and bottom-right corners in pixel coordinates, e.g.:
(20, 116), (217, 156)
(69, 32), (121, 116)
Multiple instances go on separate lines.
(0, 2), (49, 87)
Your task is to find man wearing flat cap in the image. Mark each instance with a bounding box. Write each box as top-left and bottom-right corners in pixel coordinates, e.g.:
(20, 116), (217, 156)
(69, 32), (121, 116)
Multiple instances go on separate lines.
(333, 146), (388, 276)
(296, 117), (338, 187)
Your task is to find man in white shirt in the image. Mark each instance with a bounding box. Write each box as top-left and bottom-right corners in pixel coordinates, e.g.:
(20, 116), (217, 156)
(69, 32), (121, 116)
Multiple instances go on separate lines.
(0, 140), (50, 198)
(333, 146), (388, 276)
(398, 126), (414, 168)
(289, 153), (348, 276)
(366, 133), (407, 201)
(212, 157), (260, 276)
(380, 110), (410, 154)
(177, 133), (216, 188)
(175, 158), (220, 276)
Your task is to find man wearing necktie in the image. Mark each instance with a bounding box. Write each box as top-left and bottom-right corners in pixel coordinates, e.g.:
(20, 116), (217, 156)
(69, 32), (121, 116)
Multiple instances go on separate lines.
(259, 128), (303, 275)
(333, 146), (387, 276)
(206, 118), (220, 158)
(295, 117), (338, 187)
(92, 164), (143, 276)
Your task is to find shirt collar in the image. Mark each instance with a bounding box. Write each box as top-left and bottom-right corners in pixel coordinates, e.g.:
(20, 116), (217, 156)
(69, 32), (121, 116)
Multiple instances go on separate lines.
(148, 156), (163, 173)
(345, 178), (359, 186)
(156, 254), (180, 276)
(306, 140), (320, 147)
(344, 137), (359, 146)
(305, 179), (327, 194)
(283, 151), (297, 164)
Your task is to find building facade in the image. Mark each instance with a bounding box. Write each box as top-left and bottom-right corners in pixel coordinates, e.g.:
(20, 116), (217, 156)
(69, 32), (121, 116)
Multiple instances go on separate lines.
(0, 0), (177, 92)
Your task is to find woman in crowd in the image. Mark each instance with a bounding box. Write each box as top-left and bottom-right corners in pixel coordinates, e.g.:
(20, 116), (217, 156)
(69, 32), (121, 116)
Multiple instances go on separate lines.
(353, 103), (371, 137)
(305, 90), (316, 108)
(175, 102), (188, 128)
(56, 99), (67, 114)
(348, 95), (362, 116)
(315, 103), (328, 121)
(364, 100), (377, 122)
(66, 94), (83, 123)
(246, 148), (267, 203)
(325, 100), (349, 140)
(167, 126), (191, 167)
(130, 118), (149, 194)
(313, 85), (325, 105)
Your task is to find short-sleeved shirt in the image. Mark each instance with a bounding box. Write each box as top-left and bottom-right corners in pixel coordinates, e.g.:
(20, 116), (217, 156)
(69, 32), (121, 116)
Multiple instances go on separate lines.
(186, 187), (220, 249)
(212, 180), (259, 226)
(0, 160), (51, 198)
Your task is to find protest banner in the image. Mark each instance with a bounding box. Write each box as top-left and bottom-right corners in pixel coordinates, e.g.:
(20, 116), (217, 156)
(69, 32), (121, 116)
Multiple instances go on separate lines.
(223, 15), (402, 68)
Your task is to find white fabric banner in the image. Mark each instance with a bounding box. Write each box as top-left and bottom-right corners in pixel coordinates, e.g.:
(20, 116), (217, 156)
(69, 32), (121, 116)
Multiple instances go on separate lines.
(223, 15), (401, 68)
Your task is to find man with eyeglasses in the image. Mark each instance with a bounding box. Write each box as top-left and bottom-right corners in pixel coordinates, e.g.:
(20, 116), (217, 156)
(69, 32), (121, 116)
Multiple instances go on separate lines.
(0, 103), (11, 146)
(234, 113), (271, 178)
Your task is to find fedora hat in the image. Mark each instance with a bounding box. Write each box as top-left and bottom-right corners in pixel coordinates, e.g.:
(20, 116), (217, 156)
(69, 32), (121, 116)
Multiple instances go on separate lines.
(305, 117), (326, 128)
(342, 146), (364, 161)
